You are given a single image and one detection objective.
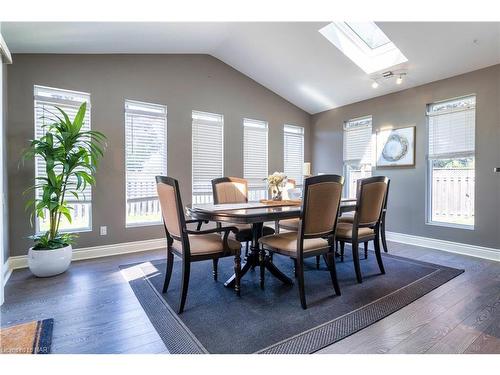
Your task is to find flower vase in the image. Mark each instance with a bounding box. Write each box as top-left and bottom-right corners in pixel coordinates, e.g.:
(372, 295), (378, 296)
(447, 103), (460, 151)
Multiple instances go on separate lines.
(272, 187), (283, 201)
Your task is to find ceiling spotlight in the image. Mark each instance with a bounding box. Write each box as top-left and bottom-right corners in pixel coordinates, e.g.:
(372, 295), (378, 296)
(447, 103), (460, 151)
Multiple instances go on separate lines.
(396, 75), (403, 85)
(371, 80), (379, 89)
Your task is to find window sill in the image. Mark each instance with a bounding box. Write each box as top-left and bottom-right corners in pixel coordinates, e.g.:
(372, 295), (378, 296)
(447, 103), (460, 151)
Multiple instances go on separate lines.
(425, 221), (475, 231)
(126, 222), (163, 229)
(35, 228), (92, 236)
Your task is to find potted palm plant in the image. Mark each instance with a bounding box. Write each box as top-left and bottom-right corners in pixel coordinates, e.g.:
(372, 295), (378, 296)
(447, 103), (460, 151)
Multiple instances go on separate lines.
(23, 102), (106, 277)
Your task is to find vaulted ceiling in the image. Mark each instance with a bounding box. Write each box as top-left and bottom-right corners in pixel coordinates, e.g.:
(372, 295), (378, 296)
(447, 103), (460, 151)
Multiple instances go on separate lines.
(3, 22), (500, 114)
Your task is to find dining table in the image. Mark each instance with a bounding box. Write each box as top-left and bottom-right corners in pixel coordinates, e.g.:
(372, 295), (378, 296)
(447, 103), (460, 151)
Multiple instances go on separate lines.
(186, 198), (357, 289)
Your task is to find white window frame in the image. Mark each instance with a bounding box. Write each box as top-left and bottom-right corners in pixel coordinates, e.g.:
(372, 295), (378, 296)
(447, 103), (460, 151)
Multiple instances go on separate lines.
(124, 99), (167, 228)
(192, 110), (224, 204)
(34, 85), (92, 234)
(243, 118), (268, 201)
(426, 95), (476, 229)
(343, 116), (374, 198)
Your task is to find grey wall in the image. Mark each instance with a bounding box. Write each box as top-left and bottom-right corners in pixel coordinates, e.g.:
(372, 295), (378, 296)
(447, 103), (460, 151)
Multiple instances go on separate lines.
(7, 54), (311, 257)
(312, 64), (500, 249)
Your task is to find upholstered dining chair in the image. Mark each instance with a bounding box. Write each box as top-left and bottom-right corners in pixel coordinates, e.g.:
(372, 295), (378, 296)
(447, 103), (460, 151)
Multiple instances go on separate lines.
(259, 174), (344, 309)
(338, 179), (391, 258)
(212, 177), (275, 261)
(276, 178), (323, 270)
(156, 176), (242, 314)
(336, 176), (389, 284)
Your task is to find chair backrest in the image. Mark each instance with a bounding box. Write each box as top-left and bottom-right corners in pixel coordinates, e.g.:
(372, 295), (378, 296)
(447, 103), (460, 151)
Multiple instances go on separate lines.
(355, 176), (389, 227)
(156, 176), (187, 248)
(299, 174), (344, 239)
(212, 177), (248, 204)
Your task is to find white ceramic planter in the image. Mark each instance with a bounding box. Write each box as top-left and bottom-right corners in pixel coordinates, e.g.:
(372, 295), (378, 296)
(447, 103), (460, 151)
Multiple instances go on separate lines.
(28, 245), (73, 277)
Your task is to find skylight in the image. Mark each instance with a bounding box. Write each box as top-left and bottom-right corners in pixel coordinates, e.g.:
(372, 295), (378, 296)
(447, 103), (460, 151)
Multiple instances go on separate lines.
(319, 22), (408, 74)
(345, 22), (391, 49)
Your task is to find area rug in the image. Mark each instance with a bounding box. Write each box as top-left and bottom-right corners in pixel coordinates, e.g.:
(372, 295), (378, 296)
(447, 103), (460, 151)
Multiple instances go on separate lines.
(0, 318), (54, 354)
(121, 252), (463, 354)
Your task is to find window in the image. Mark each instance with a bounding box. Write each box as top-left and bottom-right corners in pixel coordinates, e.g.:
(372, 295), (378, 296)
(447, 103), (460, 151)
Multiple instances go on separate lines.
(125, 100), (167, 226)
(192, 111), (224, 204)
(343, 116), (374, 198)
(34, 85), (92, 233)
(345, 22), (391, 49)
(427, 95), (476, 228)
(283, 124), (304, 186)
(319, 22), (408, 74)
(244, 118), (268, 201)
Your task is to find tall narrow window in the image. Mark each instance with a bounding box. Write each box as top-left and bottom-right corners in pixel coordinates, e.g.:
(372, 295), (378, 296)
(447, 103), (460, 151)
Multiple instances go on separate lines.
(192, 111), (224, 204)
(244, 118), (268, 201)
(284, 124), (304, 186)
(125, 100), (167, 226)
(343, 116), (373, 198)
(34, 85), (92, 233)
(427, 95), (475, 228)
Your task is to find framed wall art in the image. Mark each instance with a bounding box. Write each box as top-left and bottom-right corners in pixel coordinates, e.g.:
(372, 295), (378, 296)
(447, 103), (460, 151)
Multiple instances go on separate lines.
(376, 126), (415, 167)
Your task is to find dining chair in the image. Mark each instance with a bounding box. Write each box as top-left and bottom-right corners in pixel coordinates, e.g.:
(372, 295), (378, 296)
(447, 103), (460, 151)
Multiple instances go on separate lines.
(277, 178), (323, 270)
(336, 176), (389, 284)
(212, 177), (275, 262)
(156, 176), (242, 314)
(259, 174), (344, 309)
(338, 178), (391, 257)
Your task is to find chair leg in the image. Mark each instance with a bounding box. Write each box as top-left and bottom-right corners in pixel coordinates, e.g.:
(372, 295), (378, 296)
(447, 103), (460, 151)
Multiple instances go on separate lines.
(340, 241), (345, 262)
(178, 260), (191, 314)
(381, 219), (389, 253)
(327, 251), (341, 296)
(162, 248), (174, 293)
(296, 258), (307, 309)
(260, 247), (265, 289)
(234, 253), (241, 297)
(364, 242), (368, 259)
(212, 258), (218, 281)
(374, 237), (386, 275)
(316, 255), (320, 269)
(352, 240), (363, 283)
(245, 242), (249, 257)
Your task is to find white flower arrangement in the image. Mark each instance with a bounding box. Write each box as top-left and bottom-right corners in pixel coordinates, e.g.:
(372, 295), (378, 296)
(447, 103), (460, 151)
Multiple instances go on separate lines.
(264, 172), (287, 200)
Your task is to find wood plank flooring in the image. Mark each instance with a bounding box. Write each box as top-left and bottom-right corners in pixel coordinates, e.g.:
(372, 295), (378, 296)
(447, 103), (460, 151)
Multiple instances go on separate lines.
(1, 242), (499, 354)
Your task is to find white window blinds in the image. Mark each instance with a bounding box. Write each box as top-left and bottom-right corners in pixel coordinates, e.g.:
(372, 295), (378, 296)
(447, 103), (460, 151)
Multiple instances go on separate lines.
(343, 116), (373, 164)
(284, 124), (304, 185)
(428, 95), (476, 159)
(244, 118), (268, 193)
(34, 85), (92, 232)
(125, 100), (167, 226)
(192, 111), (224, 203)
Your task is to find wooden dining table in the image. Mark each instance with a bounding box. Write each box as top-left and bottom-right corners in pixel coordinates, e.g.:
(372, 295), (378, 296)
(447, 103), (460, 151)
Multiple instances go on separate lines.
(186, 198), (356, 289)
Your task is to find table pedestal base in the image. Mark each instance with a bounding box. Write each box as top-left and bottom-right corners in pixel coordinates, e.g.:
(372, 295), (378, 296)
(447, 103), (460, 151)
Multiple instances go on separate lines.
(224, 222), (293, 289)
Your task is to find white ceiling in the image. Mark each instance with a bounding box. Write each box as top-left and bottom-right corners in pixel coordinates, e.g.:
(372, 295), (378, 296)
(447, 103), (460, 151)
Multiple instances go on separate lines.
(3, 22), (500, 114)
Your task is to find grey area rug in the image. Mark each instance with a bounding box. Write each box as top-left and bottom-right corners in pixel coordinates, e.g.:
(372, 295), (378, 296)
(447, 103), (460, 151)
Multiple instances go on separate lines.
(121, 251), (463, 354)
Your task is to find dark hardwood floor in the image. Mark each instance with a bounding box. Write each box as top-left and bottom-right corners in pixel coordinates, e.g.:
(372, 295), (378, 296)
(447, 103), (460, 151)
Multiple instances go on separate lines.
(1, 241), (499, 354)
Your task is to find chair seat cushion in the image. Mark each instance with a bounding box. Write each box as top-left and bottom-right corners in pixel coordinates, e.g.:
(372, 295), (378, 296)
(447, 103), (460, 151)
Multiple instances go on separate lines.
(336, 223), (374, 239)
(173, 233), (241, 256)
(258, 231), (329, 257)
(229, 224), (275, 242)
(338, 213), (354, 223)
(278, 218), (300, 231)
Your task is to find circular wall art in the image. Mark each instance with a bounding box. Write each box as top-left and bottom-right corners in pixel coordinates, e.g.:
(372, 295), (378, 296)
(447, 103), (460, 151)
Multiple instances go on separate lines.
(382, 133), (409, 162)
(376, 126), (415, 167)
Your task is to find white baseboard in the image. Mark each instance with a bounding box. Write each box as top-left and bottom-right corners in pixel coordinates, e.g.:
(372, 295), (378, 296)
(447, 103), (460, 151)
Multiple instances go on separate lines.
(386, 231), (500, 262)
(6, 238), (167, 276)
